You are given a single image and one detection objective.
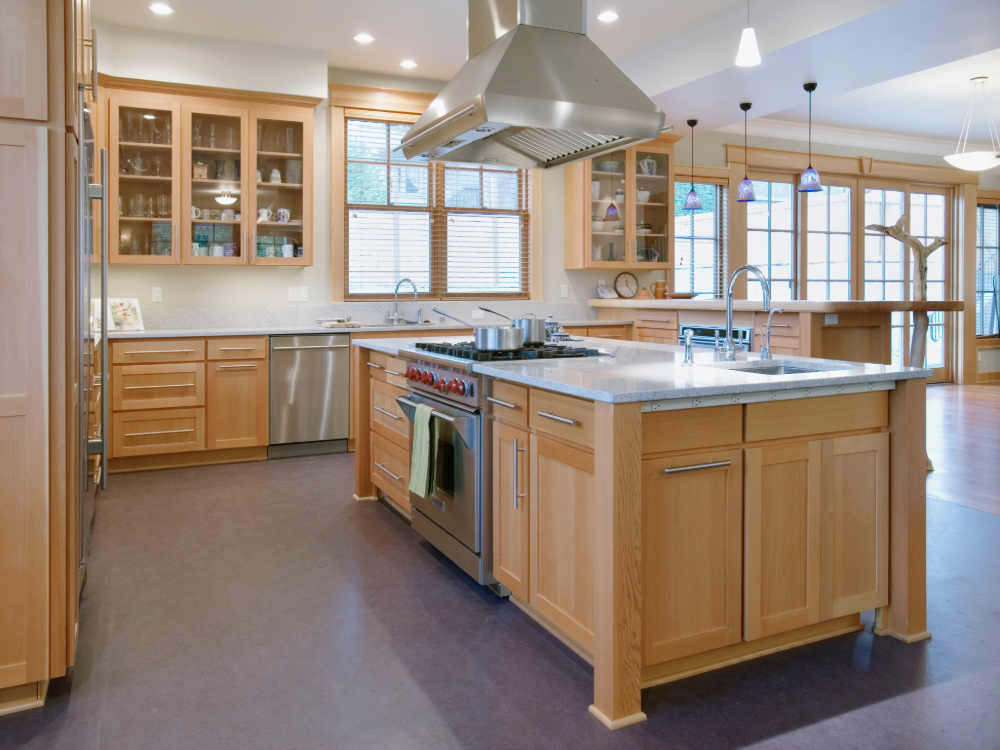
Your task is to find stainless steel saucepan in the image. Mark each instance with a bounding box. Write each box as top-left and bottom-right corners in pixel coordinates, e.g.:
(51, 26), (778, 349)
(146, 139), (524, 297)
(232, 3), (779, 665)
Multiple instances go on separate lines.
(479, 307), (546, 346)
(433, 308), (525, 351)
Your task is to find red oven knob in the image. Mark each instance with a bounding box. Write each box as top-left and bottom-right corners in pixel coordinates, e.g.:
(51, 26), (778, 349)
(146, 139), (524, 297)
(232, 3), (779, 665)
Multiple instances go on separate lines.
(406, 367), (419, 381)
(421, 371), (435, 386)
(448, 379), (466, 395)
(435, 379), (449, 393)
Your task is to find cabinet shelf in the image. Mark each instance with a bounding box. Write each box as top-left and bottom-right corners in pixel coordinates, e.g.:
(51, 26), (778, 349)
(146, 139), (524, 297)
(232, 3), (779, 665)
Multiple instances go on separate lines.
(119, 216), (174, 222)
(256, 150), (303, 158)
(637, 173), (669, 180)
(120, 174), (173, 182)
(592, 170), (625, 177)
(257, 182), (303, 189)
(192, 220), (240, 225)
(119, 141), (172, 150)
(192, 146), (241, 155)
(256, 221), (303, 227)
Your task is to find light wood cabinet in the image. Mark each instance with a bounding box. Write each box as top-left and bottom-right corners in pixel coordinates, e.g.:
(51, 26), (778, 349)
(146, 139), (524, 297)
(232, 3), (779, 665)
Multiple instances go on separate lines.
(529, 388), (595, 449)
(564, 135), (679, 271)
(744, 441), (822, 641)
(642, 449), (743, 665)
(632, 310), (679, 345)
(493, 422), (529, 600)
(112, 362), (205, 411)
(102, 81), (317, 266)
(530, 434), (595, 651)
(371, 432), (410, 510)
(206, 360), (268, 449)
(112, 407), (206, 457)
(0, 0), (48, 121)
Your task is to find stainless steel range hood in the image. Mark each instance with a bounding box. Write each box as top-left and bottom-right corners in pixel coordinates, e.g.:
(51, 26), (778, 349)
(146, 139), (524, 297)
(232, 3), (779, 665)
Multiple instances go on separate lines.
(397, 0), (666, 169)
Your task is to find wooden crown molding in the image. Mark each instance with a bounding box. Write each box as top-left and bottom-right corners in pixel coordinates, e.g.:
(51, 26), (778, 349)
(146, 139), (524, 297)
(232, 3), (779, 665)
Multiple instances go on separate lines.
(328, 83), (436, 114)
(978, 188), (1000, 203)
(725, 143), (979, 185)
(100, 74), (324, 109)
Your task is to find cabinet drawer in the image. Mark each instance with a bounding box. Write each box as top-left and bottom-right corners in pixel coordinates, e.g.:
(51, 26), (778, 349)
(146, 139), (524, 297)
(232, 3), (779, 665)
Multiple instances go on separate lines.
(754, 311), (800, 334)
(112, 407), (205, 457)
(113, 339), (205, 364)
(562, 326), (589, 337)
(636, 330), (678, 346)
(591, 326), (627, 340)
(529, 389), (595, 448)
(372, 378), (409, 449)
(642, 405), (742, 455)
(752, 333), (800, 356)
(489, 380), (529, 428)
(744, 391), (888, 443)
(367, 351), (408, 387)
(207, 337), (267, 360)
(372, 432), (410, 510)
(632, 311), (678, 330)
(112, 363), (205, 411)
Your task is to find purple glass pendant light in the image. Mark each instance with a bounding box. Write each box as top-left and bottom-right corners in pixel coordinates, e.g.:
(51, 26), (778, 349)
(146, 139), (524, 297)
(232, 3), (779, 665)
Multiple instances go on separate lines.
(798, 82), (822, 192)
(737, 102), (755, 202)
(604, 202), (619, 221)
(683, 119), (702, 210)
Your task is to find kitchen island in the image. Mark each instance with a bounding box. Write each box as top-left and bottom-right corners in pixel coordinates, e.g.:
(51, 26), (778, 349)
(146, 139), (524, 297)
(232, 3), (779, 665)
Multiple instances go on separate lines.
(352, 336), (930, 730)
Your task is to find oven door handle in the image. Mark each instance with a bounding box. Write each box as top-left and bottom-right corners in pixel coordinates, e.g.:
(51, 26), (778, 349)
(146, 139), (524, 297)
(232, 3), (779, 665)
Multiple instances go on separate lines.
(396, 396), (477, 450)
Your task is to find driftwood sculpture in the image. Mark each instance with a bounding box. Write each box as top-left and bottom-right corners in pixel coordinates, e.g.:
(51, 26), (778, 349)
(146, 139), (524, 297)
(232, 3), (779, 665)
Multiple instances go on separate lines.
(864, 214), (945, 472)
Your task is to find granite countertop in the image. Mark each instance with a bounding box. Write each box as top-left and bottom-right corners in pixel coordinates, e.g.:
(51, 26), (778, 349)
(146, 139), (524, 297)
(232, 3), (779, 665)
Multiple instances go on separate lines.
(353, 335), (933, 404)
(589, 298), (965, 313)
(106, 320), (631, 339)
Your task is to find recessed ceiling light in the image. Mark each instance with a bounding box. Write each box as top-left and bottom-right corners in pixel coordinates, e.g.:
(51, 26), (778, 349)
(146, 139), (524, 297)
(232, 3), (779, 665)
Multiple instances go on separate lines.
(597, 10), (618, 22)
(400, 60), (417, 69)
(149, 3), (174, 14)
(353, 33), (374, 44)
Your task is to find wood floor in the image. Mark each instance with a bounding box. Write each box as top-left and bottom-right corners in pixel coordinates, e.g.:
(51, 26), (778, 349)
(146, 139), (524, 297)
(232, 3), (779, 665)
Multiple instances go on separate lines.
(927, 384), (1000, 516)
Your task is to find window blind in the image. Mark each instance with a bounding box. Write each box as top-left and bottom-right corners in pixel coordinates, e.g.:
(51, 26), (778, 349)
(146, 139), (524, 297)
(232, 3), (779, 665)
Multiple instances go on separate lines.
(344, 118), (531, 299)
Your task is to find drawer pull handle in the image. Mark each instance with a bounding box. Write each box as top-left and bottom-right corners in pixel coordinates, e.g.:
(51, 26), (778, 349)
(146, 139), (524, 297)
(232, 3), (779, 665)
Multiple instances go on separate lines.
(128, 349), (195, 354)
(218, 365), (255, 369)
(598, 335), (622, 339)
(384, 370), (402, 376)
(512, 438), (527, 509)
(123, 383), (195, 390)
(124, 428), (195, 438)
(219, 347), (257, 351)
(374, 406), (400, 420)
(635, 318), (674, 322)
(663, 460), (731, 475)
(374, 462), (404, 482)
(537, 411), (578, 426)
(487, 397), (520, 410)
(367, 362), (382, 369)
(273, 345), (350, 350)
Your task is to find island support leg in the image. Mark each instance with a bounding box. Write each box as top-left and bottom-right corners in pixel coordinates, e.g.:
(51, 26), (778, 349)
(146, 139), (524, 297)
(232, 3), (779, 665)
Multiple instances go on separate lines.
(589, 401), (646, 729)
(875, 377), (931, 642)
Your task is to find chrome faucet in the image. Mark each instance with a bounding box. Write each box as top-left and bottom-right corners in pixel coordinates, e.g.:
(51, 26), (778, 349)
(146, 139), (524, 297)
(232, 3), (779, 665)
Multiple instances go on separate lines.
(760, 307), (784, 360)
(681, 329), (694, 366)
(389, 278), (418, 325)
(721, 265), (770, 361)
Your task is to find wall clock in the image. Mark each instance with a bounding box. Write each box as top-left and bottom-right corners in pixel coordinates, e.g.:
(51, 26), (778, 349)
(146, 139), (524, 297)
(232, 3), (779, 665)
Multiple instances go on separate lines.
(614, 272), (639, 299)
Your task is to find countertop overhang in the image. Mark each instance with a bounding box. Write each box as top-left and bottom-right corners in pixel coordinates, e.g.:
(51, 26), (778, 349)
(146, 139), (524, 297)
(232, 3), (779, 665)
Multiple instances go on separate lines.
(589, 299), (965, 313)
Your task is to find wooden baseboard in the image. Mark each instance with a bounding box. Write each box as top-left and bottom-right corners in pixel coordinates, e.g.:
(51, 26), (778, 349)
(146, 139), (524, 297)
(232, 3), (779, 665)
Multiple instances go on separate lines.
(0, 680), (48, 717)
(641, 615), (863, 689)
(873, 627), (932, 643)
(509, 595), (594, 666)
(109, 446), (267, 473)
(588, 704), (647, 730)
(353, 494), (378, 502)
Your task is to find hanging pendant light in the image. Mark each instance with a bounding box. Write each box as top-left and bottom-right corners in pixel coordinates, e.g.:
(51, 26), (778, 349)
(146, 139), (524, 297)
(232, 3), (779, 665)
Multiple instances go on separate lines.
(943, 77), (1000, 171)
(735, 0), (761, 67)
(683, 119), (702, 210)
(737, 102), (756, 202)
(798, 82), (821, 193)
(215, 190), (237, 205)
(604, 202), (619, 221)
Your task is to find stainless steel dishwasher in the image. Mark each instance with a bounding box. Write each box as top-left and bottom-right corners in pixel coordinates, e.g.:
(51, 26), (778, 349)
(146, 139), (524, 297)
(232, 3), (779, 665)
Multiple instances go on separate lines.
(269, 334), (350, 458)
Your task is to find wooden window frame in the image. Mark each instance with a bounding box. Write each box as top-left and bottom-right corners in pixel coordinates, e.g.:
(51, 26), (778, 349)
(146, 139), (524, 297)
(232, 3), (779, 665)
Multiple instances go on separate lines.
(975, 195), (1000, 339)
(673, 177), (729, 297)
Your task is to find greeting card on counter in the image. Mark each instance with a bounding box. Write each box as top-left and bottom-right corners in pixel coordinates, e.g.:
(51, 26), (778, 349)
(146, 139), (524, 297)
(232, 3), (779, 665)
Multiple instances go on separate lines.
(107, 299), (144, 331)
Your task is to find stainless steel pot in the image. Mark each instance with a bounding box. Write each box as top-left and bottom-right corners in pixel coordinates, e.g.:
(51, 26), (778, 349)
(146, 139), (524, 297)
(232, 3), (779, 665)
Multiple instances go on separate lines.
(479, 307), (546, 346)
(433, 308), (525, 351)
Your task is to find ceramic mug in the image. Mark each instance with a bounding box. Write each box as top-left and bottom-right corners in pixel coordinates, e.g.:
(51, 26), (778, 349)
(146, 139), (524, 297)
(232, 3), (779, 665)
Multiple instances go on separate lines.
(221, 209), (235, 222)
(614, 188), (625, 201)
(234, 212), (241, 222)
(211, 244), (224, 257)
(256, 169), (264, 183)
(281, 243), (294, 258)
(190, 206), (202, 219)
(208, 209), (221, 221)
(276, 208), (291, 222)
(257, 208), (273, 222)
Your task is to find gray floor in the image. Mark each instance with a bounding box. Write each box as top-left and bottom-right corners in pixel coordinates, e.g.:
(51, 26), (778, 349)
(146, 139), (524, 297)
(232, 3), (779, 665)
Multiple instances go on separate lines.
(1, 453), (999, 749)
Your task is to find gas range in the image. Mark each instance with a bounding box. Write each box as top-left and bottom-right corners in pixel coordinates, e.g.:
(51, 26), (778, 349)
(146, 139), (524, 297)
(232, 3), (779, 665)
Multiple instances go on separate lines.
(412, 341), (602, 362)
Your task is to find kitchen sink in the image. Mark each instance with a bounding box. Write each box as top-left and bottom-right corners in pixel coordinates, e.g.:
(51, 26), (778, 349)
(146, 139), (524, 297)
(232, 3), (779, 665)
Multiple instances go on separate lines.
(700, 359), (854, 376)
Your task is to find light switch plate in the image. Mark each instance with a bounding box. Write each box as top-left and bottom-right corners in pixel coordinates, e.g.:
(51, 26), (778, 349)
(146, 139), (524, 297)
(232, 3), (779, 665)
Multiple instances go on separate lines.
(288, 287), (308, 302)
(825, 314), (839, 325)
(561, 284), (569, 298)
(472, 309), (485, 319)
(151, 287), (162, 303)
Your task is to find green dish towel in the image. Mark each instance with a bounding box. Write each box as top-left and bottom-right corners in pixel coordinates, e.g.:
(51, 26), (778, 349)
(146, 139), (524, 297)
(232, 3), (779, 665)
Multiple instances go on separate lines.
(408, 404), (437, 498)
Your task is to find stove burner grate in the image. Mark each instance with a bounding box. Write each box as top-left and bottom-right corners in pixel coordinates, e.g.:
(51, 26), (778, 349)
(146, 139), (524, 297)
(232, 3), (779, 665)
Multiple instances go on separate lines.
(414, 342), (602, 362)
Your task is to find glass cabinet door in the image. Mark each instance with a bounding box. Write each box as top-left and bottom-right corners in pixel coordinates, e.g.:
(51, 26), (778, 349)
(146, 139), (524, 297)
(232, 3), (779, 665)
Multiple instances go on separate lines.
(588, 148), (630, 265)
(633, 149), (671, 269)
(109, 98), (181, 264)
(249, 110), (311, 265)
(182, 104), (248, 264)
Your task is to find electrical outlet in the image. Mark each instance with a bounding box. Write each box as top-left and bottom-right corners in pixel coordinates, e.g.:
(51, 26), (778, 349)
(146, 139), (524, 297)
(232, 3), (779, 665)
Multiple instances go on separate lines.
(599, 279), (606, 287)
(151, 287), (162, 303)
(472, 309), (485, 319)
(288, 287), (308, 302)
(561, 284), (569, 298)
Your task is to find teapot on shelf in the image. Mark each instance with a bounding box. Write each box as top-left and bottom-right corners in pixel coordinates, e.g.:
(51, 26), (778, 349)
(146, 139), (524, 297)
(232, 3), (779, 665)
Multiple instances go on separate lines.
(638, 155), (658, 175)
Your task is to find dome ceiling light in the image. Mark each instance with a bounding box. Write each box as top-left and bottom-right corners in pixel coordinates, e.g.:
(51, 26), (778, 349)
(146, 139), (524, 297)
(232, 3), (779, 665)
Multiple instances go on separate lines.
(944, 77), (1000, 172)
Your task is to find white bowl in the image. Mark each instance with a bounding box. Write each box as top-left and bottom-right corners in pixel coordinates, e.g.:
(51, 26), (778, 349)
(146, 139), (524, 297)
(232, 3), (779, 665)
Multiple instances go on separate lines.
(596, 161), (620, 172)
(637, 189), (651, 202)
(592, 220), (605, 231)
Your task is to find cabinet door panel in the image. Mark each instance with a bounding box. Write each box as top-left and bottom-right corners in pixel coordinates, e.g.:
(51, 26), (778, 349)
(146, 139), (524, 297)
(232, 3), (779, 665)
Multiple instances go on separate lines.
(642, 449), (742, 665)
(821, 433), (889, 618)
(530, 435), (595, 651)
(0, 0), (47, 120)
(744, 441), (821, 641)
(112, 408), (205, 457)
(206, 360), (267, 449)
(112, 363), (205, 411)
(493, 422), (529, 599)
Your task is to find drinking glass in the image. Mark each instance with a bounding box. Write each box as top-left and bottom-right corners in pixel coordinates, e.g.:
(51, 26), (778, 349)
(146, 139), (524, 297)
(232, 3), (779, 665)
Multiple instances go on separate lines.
(257, 123), (264, 149)
(165, 119), (172, 145)
(153, 155), (163, 177)
(128, 196), (138, 216)
(157, 195), (169, 218)
(286, 127), (295, 154)
(144, 196), (154, 218)
(275, 128), (286, 153)
(193, 118), (203, 147)
(209, 124), (217, 149)
(226, 126), (236, 150)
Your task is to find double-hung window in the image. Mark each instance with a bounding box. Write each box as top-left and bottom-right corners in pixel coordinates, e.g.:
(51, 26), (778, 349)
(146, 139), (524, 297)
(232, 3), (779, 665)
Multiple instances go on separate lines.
(673, 182), (728, 296)
(746, 179), (795, 300)
(977, 204), (1000, 337)
(344, 118), (532, 299)
(805, 185), (851, 301)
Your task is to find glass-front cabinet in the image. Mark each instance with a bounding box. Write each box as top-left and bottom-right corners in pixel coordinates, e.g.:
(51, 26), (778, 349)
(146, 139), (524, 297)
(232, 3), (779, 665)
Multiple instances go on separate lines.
(249, 110), (312, 266)
(109, 97), (182, 264)
(181, 103), (247, 265)
(105, 87), (315, 266)
(564, 136), (676, 272)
